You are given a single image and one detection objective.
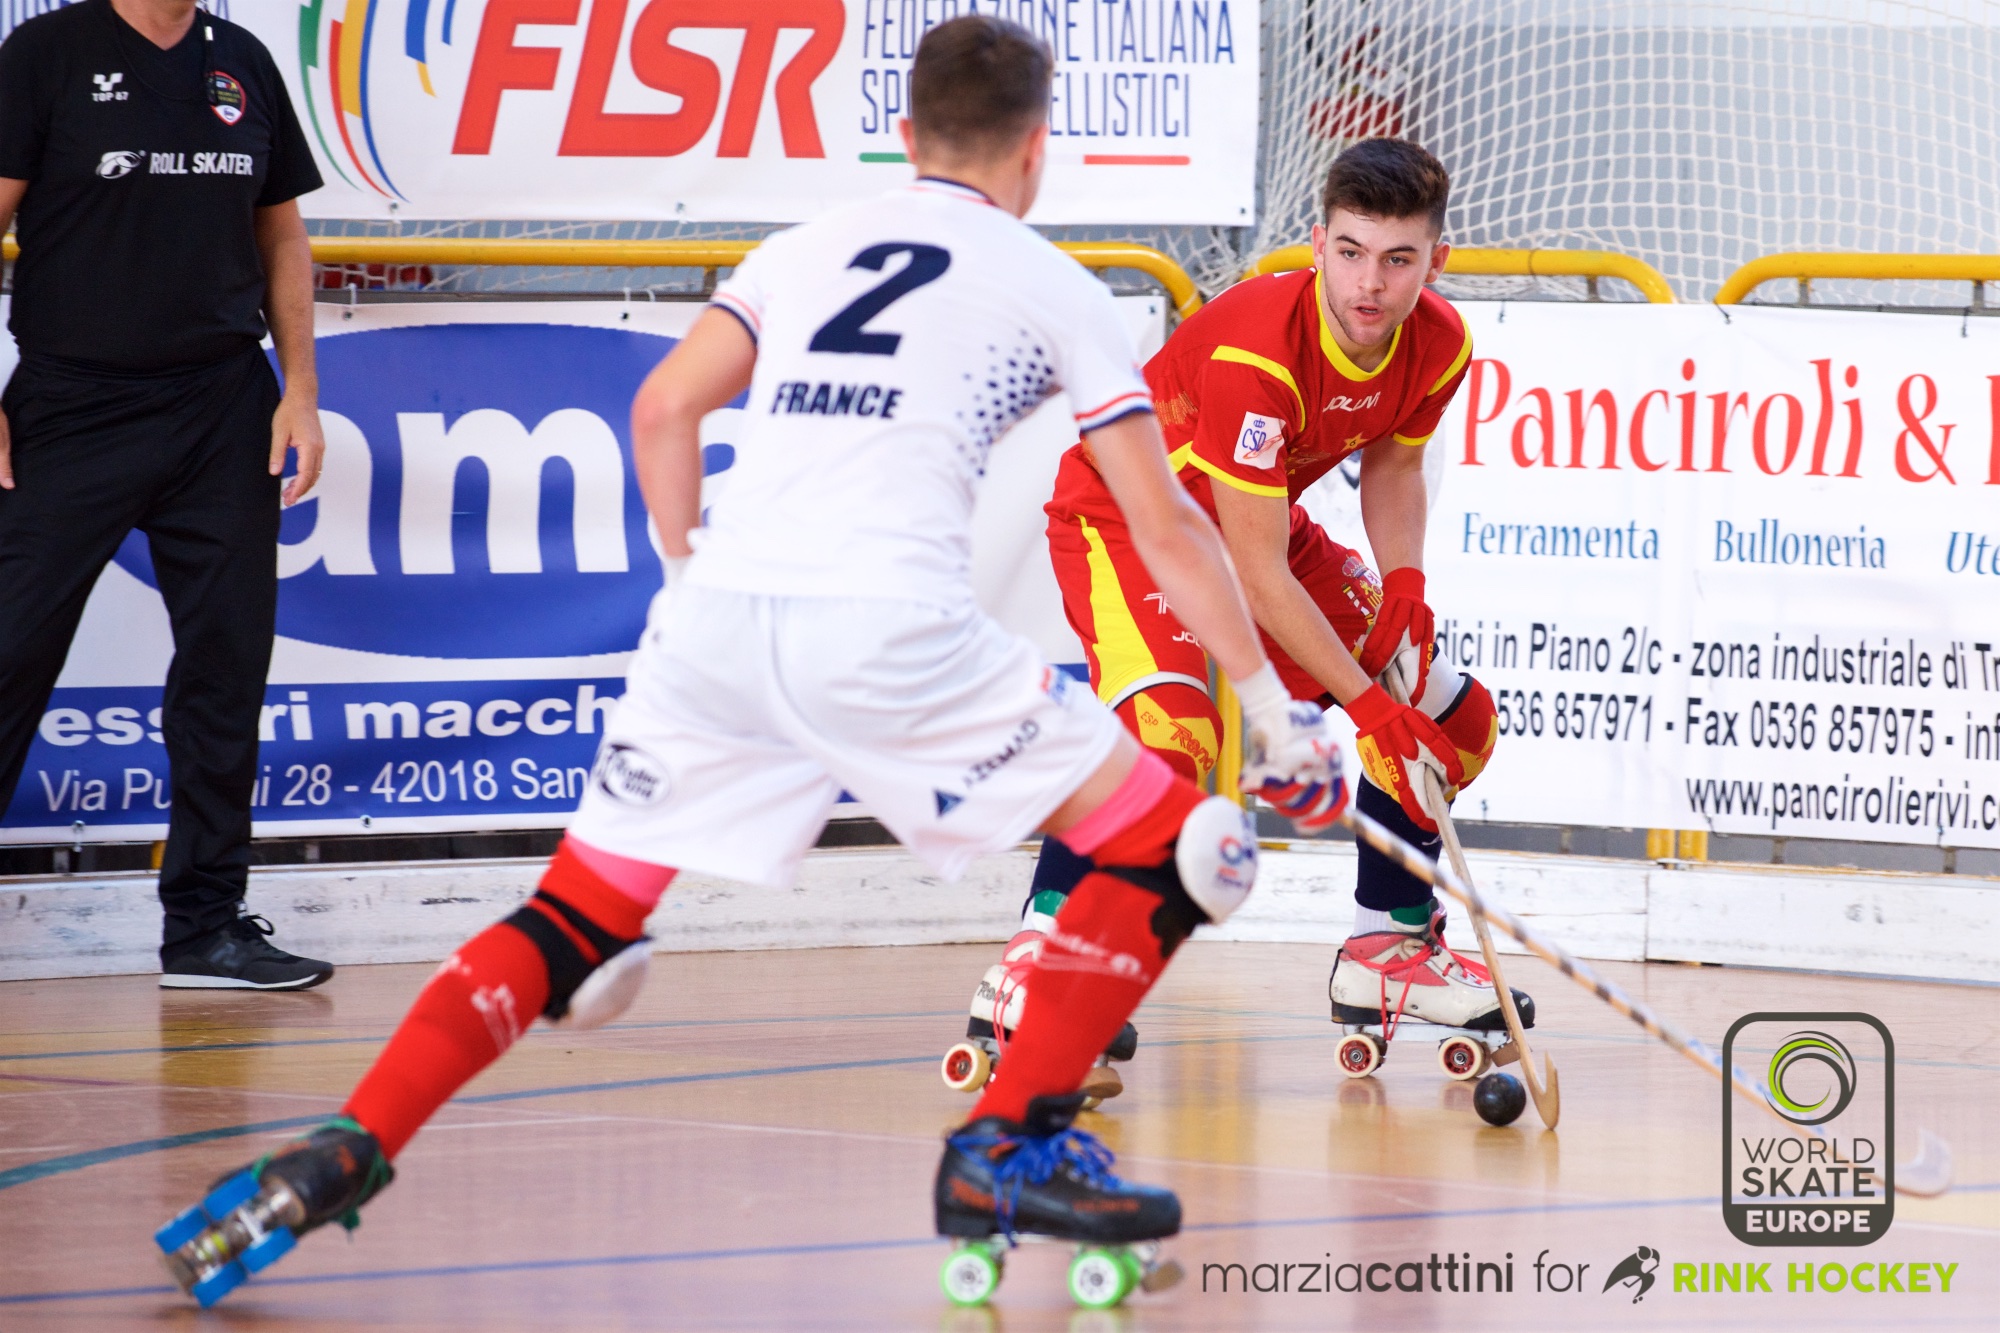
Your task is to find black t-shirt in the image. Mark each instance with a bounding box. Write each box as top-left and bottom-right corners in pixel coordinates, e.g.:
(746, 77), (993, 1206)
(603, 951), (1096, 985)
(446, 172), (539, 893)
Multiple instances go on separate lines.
(0, 0), (322, 372)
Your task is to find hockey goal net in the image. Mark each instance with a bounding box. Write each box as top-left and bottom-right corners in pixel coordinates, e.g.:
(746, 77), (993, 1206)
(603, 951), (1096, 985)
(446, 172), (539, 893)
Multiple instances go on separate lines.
(1243, 0), (2000, 305)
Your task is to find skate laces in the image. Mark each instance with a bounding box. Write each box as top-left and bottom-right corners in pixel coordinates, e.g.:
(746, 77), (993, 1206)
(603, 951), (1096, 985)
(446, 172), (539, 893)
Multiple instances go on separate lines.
(1430, 915), (1492, 984)
(951, 1125), (1123, 1244)
(1350, 927), (1453, 1040)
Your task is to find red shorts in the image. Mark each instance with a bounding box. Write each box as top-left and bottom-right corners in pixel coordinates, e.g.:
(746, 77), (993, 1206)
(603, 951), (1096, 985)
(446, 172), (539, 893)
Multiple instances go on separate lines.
(1045, 445), (1383, 713)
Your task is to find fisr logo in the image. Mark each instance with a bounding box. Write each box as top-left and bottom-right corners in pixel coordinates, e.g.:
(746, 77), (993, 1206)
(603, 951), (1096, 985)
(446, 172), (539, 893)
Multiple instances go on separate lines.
(450, 0), (842, 159)
(92, 72), (127, 102)
(95, 150), (141, 178)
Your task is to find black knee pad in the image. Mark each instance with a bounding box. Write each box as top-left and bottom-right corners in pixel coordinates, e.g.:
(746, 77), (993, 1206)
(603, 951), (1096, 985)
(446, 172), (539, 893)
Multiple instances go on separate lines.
(1098, 861), (1207, 960)
(503, 890), (640, 1019)
(1354, 779), (1441, 912)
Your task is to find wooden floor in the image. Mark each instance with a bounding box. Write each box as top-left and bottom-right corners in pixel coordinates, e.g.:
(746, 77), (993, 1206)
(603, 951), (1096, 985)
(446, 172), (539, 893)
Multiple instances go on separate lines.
(1, 941), (1994, 1331)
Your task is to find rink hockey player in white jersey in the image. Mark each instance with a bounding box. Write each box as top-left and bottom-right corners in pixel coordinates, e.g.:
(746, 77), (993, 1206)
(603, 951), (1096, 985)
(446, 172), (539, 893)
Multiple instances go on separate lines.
(155, 15), (1346, 1312)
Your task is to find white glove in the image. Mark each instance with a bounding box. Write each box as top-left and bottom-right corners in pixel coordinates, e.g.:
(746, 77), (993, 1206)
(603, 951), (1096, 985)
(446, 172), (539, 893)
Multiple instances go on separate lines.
(1234, 664), (1348, 833)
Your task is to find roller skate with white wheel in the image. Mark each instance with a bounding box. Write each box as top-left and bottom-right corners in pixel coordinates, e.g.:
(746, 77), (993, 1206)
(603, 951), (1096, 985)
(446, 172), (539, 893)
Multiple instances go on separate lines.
(939, 930), (1137, 1109)
(935, 1091), (1184, 1309)
(155, 1117), (393, 1307)
(1327, 898), (1535, 1084)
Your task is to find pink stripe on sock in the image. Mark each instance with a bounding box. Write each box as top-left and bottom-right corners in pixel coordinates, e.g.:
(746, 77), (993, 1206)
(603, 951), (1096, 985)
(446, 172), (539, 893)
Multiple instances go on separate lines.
(1055, 750), (1176, 857)
(566, 836), (678, 907)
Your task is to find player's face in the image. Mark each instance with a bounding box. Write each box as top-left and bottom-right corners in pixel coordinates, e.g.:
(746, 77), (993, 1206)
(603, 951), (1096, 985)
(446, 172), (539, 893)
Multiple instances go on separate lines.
(1311, 209), (1449, 353)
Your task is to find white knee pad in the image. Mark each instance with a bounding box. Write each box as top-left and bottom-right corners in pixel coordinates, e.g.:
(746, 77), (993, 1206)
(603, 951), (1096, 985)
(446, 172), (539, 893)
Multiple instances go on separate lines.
(1174, 796), (1259, 924)
(1413, 652), (1466, 719)
(550, 938), (653, 1030)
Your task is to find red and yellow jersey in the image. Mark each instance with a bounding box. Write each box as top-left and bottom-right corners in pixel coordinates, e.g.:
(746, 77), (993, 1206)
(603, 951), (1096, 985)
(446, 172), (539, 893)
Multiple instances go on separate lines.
(1142, 268), (1471, 512)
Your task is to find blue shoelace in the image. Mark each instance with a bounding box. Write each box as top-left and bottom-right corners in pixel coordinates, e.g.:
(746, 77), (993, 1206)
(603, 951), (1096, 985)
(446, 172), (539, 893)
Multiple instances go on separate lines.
(949, 1125), (1124, 1243)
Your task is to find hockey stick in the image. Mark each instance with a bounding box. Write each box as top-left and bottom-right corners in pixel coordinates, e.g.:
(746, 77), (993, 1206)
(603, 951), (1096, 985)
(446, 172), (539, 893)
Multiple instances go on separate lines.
(1339, 805), (1954, 1197)
(1380, 674), (1559, 1127)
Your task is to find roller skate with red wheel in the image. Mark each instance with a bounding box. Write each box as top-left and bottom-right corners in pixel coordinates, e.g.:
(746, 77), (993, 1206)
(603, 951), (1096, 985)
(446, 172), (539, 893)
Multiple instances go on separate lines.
(935, 1091), (1184, 1309)
(154, 1117), (393, 1307)
(939, 929), (1136, 1109)
(1327, 898), (1535, 1084)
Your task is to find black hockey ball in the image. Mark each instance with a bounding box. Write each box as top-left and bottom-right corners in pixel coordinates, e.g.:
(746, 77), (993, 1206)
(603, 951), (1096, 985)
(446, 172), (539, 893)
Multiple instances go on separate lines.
(1473, 1071), (1526, 1126)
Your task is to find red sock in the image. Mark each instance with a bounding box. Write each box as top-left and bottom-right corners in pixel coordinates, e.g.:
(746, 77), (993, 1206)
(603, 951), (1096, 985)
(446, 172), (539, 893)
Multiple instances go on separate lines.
(970, 873), (1168, 1124)
(970, 772), (1208, 1124)
(343, 841), (665, 1159)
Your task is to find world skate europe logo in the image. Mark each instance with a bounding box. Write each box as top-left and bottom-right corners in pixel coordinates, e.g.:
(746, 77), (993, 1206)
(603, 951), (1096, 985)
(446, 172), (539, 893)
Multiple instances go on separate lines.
(1721, 1013), (1893, 1247)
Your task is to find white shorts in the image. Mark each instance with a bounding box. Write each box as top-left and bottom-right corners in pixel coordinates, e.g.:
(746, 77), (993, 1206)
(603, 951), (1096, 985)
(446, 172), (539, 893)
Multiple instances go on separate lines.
(568, 584), (1125, 888)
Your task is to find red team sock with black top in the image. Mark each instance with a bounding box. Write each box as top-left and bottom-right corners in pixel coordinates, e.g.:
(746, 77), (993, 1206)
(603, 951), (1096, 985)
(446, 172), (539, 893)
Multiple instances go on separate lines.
(343, 840), (666, 1159)
(969, 753), (1209, 1125)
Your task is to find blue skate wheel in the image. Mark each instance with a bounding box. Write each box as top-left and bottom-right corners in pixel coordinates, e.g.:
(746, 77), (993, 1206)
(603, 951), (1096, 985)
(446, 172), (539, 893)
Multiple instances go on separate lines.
(240, 1227), (296, 1273)
(190, 1260), (247, 1308)
(201, 1169), (261, 1219)
(154, 1205), (208, 1252)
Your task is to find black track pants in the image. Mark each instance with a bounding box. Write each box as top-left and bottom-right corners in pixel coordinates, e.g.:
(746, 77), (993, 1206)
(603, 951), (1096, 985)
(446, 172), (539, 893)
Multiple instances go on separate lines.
(0, 348), (282, 960)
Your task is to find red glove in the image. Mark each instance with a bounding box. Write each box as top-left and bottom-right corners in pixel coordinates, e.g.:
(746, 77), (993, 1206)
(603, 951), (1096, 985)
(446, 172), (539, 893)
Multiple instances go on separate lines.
(1344, 683), (1465, 833)
(1356, 567), (1436, 702)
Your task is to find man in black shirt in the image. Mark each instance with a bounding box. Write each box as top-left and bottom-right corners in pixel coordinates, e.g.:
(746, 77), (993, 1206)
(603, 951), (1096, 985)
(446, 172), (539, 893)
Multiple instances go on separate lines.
(0, 0), (332, 988)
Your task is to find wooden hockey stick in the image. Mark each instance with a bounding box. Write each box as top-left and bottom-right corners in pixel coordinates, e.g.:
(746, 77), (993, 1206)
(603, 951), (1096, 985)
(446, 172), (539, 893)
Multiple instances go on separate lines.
(1339, 805), (1954, 1196)
(1380, 674), (1559, 1127)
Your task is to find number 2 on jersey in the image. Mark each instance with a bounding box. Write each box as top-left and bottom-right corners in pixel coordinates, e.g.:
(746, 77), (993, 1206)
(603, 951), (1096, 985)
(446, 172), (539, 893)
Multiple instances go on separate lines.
(809, 243), (951, 356)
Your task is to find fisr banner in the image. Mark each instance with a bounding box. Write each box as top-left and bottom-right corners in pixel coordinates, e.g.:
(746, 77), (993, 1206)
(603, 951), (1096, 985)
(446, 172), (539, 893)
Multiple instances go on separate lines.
(232, 0), (1258, 223)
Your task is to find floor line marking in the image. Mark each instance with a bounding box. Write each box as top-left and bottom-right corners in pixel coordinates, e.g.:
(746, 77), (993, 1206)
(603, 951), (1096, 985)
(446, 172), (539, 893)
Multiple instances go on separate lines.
(0, 1195), (1755, 1307)
(0, 1054), (937, 1192)
(0, 1011), (963, 1065)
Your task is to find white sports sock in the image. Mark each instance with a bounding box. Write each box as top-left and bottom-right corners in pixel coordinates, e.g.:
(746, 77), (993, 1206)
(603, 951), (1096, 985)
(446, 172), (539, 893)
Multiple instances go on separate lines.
(1350, 905), (1392, 937)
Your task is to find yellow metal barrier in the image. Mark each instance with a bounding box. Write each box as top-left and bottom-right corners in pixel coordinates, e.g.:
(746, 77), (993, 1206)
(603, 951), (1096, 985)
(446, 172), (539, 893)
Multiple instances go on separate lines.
(1247, 244), (1676, 305)
(1714, 252), (2000, 305)
(301, 236), (1204, 319)
(1647, 829), (1709, 861)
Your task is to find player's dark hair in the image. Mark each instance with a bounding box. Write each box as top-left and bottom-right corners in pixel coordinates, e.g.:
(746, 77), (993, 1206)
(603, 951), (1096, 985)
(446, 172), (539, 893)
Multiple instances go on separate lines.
(910, 16), (1053, 156)
(1320, 139), (1451, 233)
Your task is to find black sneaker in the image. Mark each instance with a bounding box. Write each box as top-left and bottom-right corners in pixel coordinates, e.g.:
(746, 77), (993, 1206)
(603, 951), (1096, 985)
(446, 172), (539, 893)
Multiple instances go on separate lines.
(936, 1092), (1181, 1244)
(160, 916), (334, 990)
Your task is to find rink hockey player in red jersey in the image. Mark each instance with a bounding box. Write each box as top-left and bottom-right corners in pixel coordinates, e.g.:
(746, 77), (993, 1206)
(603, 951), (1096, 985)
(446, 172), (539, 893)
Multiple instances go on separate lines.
(152, 15), (1347, 1311)
(950, 139), (1529, 1106)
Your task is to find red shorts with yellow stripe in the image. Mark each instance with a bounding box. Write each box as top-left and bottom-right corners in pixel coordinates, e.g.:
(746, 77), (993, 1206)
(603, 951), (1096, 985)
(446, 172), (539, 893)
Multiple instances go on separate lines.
(1044, 446), (1384, 783)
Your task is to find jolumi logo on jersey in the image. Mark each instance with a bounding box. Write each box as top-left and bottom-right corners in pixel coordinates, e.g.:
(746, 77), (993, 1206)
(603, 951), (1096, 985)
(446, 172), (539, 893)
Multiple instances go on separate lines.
(1235, 412), (1285, 468)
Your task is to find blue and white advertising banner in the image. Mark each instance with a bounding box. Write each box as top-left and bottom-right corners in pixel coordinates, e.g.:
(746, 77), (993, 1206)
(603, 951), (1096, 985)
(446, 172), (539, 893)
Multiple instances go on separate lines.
(1, 295), (1167, 842)
(227, 0), (1259, 225)
(1298, 304), (2000, 850)
(11, 298), (1997, 850)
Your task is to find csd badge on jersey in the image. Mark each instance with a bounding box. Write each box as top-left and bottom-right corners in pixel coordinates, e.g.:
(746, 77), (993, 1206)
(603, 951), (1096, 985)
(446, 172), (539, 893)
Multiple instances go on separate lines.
(1234, 411), (1284, 469)
(593, 743), (671, 807)
(208, 72), (245, 125)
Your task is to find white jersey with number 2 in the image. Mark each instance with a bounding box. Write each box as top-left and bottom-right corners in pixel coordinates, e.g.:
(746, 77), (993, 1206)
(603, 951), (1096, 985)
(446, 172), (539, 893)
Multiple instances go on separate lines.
(568, 179), (1155, 887)
(692, 177), (1153, 607)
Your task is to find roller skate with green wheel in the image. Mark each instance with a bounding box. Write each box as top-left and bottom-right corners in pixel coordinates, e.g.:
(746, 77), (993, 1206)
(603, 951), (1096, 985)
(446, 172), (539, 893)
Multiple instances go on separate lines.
(934, 1091), (1183, 1309)
(155, 1117), (392, 1307)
